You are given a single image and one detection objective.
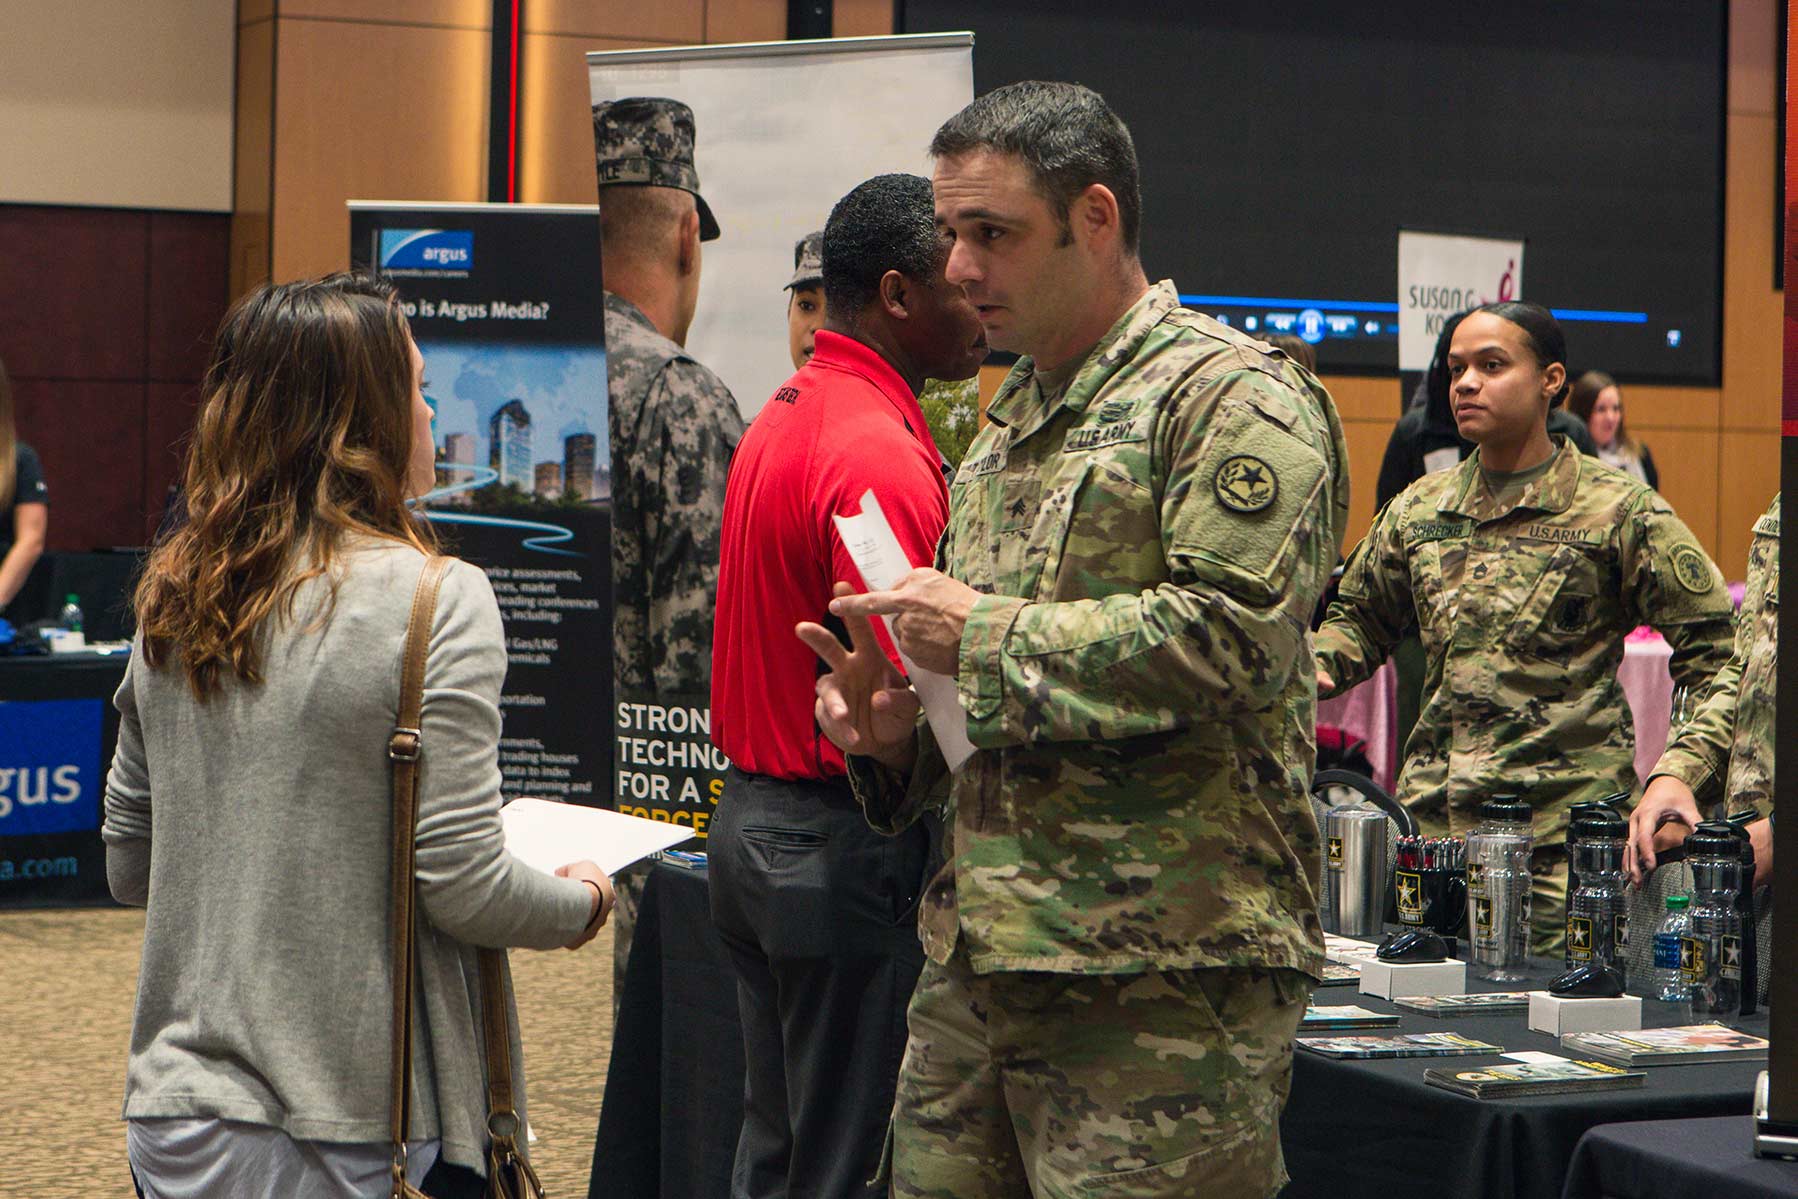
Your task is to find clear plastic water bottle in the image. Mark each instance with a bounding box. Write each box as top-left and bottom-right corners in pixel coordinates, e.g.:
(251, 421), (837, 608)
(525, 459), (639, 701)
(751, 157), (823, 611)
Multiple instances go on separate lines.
(1685, 823), (1744, 1016)
(1466, 796), (1532, 981)
(1565, 814), (1628, 986)
(1651, 894), (1692, 1008)
(58, 593), (83, 633)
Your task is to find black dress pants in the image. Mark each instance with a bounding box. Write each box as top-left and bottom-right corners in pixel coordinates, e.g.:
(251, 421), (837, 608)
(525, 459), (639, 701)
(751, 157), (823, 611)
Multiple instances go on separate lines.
(708, 768), (930, 1199)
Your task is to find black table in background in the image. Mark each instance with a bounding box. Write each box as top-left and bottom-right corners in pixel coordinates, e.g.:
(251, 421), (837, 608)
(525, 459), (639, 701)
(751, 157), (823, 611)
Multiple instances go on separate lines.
(1280, 964), (1766, 1199)
(0, 650), (128, 906)
(590, 864), (1768, 1199)
(1561, 1115), (1798, 1198)
(589, 862), (743, 1199)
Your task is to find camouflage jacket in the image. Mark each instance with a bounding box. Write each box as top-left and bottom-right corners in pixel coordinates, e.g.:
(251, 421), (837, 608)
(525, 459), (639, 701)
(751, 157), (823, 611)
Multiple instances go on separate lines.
(1316, 442), (1734, 845)
(1652, 494), (1778, 817)
(605, 292), (744, 698)
(850, 281), (1349, 978)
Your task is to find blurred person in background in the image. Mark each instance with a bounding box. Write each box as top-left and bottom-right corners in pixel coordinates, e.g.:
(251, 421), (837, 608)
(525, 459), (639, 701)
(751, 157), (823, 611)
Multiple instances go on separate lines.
(1263, 331), (1318, 374)
(1570, 369), (1658, 490)
(0, 354), (49, 619)
(784, 230), (827, 369)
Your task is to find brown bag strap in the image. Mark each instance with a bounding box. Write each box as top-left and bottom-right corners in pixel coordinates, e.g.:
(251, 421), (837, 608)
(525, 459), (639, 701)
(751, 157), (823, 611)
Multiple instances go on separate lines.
(389, 555), (452, 1197)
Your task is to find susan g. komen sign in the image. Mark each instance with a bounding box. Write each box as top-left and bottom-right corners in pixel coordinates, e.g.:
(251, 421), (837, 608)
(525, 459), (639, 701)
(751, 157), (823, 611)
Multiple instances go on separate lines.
(0, 699), (102, 835)
(1397, 230), (1525, 372)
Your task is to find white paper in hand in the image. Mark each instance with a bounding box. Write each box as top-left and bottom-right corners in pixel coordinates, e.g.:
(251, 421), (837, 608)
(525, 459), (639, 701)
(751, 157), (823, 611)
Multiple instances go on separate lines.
(831, 489), (976, 772)
(501, 798), (695, 877)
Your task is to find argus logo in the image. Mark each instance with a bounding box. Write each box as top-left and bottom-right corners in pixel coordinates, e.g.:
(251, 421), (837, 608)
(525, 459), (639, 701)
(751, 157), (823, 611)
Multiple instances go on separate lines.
(0, 699), (102, 835)
(379, 229), (474, 273)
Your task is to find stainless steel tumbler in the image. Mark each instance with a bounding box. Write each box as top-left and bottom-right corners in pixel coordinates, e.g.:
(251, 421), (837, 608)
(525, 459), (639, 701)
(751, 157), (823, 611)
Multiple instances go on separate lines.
(1324, 806), (1388, 937)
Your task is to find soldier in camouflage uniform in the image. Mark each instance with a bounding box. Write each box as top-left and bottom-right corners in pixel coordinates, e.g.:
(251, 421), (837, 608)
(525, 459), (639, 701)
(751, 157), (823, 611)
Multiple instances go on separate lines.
(1316, 304), (1733, 954)
(1631, 494), (1777, 889)
(593, 97), (744, 998)
(784, 230), (826, 369)
(805, 82), (1348, 1198)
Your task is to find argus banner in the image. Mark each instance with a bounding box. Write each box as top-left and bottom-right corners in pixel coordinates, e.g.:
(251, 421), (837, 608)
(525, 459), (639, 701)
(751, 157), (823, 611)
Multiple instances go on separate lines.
(0, 696), (108, 903)
(1397, 230), (1525, 371)
(351, 203), (614, 809)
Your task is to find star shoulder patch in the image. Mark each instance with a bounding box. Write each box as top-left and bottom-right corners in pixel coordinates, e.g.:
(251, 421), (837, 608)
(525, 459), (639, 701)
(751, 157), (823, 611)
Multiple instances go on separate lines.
(1214, 455), (1278, 513)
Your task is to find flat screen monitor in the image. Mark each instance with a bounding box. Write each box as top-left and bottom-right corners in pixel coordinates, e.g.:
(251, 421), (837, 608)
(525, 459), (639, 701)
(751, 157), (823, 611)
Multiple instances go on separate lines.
(901, 1), (1726, 382)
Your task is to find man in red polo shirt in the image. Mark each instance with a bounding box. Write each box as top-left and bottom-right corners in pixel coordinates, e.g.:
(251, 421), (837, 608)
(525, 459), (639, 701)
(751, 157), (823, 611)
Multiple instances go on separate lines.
(709, 173), (988, 1199)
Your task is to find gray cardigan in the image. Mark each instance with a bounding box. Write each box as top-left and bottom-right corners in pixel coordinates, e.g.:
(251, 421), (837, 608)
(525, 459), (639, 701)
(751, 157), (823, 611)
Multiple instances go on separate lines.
(103, 542), (593, 1175)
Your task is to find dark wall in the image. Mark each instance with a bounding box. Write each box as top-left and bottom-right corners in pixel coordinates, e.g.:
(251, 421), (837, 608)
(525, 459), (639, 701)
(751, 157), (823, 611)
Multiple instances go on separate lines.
(0, 204), (230, 551)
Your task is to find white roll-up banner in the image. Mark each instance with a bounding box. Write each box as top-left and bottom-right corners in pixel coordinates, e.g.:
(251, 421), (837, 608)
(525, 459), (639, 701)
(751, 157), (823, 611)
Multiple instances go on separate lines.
(588, 34), (975, 419)
(1397, 230), (1525, 372)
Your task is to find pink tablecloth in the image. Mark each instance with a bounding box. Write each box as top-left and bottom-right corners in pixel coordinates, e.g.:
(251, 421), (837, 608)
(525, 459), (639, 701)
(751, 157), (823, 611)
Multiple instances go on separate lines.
(1317, 637), (1678, 796)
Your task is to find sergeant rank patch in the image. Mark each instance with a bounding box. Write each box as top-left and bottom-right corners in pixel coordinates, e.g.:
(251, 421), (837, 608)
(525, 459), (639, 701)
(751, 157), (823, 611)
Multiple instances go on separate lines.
(1214, 455), (1277, 513)
(1670, 544), (1714, 593)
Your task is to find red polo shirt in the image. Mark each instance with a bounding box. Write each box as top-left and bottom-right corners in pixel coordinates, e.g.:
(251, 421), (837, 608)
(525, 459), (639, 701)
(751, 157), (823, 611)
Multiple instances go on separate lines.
(711, 330), (950, 780)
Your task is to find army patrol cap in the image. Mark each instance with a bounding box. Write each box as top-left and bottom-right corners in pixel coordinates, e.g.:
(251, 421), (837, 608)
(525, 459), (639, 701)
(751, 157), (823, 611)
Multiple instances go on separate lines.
(592, 96), (720, 241)
(785, 230), (824, 291)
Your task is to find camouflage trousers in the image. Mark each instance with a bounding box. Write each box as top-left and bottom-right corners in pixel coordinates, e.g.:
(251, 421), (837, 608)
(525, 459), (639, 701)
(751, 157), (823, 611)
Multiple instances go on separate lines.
(890, 945), (1310, 1199)
(1530, 846), (1568, 959)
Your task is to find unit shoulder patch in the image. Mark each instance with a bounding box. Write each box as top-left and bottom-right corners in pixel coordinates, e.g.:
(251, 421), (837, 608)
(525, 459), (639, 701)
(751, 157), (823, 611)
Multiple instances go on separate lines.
(1214, 455), (1278, 513)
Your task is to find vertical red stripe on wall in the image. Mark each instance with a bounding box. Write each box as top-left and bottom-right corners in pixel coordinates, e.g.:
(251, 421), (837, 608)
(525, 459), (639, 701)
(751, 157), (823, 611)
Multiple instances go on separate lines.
(508, 0), (520, 202)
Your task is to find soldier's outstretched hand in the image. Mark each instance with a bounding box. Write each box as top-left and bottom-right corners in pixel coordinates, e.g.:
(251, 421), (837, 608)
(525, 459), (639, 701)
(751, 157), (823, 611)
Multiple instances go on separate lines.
(829, 567), (978, 676)
(798, 582), (920, 772)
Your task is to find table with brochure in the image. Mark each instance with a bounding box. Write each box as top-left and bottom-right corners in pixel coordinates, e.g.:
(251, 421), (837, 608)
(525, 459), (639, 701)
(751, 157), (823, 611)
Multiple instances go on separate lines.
(1280, 950), (1767, 1199)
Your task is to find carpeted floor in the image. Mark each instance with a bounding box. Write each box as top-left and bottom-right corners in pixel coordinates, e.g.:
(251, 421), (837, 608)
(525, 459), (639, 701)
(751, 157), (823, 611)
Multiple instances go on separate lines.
(0, 905), (615, 1197)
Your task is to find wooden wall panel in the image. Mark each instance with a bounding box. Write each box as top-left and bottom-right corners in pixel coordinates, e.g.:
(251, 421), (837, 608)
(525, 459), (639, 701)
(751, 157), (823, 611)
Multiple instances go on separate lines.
(526, 0), (703, 42)
(519, 32), (670, 206)
(3, 204), (227, 551)
(835, 0), (897, 38)
(231, 15), (275, 295)
(278, 0), (489, 26)
(148, 213), (231, 383)
(0, 207), (147, 381)
(11, 380), (145, 553)
(703, 0), (786, 44)
(1720, 111), (1782, 432)
(1717, 431), (1781, 575)
(1619, 384), (1723, 432)
(144, 383), (202, 540)
(271, 19), (490, 281)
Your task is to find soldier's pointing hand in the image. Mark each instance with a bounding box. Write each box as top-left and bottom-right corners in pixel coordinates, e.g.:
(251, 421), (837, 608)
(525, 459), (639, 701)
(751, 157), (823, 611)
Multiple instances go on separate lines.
(829, 567), (979, 676)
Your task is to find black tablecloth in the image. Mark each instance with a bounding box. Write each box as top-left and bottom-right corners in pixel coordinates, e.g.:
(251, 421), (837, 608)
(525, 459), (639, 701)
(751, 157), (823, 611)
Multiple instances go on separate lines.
(589, 862), (743, 1199)
(0, 651), (128, 905)
(1280, 962), (1766, 1199)
(1561, 1115), (1798, 1198)
(590, 865), (1769, 1199)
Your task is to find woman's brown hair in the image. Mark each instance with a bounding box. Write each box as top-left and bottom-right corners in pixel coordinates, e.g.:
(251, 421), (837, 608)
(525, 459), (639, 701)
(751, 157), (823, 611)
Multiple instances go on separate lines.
(135, 272), (436, 697)
(0, 354), (17, 510)
(1568, 369), (1642, 458)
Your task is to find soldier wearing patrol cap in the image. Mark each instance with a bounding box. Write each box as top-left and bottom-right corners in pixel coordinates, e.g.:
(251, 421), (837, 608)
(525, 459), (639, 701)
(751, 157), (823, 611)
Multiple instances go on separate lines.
(1317, 301), (1733, 955)
(591, 96), (743, 1001)
(784, 230), (826, 369)
(803, 82), (1348, 1198)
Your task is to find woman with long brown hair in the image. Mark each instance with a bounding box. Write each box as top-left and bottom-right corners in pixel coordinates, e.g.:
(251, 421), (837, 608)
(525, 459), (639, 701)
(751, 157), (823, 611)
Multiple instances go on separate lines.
(104, 273), (613, 1197)
(0, 354), (49, 616)
(1569, 369), (1659, 490)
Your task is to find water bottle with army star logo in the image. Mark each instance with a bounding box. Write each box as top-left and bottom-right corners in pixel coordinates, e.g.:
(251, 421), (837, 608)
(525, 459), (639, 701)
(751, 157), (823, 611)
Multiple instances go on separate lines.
(1565, 814), (1628, 987)
(1466, 797), (1532, 981)
(1684, 822), (1745, 1016)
